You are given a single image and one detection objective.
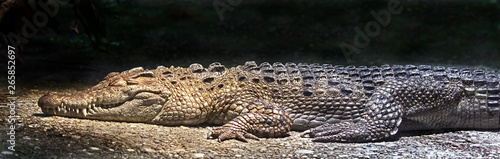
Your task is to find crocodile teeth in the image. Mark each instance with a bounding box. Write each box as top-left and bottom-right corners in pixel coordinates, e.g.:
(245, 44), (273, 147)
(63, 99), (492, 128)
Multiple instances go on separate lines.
(82, 109), (87, 116)
(89, 108), (96, 114)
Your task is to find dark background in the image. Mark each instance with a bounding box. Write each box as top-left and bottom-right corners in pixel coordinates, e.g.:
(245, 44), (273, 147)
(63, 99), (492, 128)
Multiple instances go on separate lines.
(1, 0), (499, 86)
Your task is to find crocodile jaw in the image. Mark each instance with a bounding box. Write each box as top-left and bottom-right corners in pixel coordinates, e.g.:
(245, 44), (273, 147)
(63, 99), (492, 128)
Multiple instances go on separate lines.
(38, 88), (168, 122)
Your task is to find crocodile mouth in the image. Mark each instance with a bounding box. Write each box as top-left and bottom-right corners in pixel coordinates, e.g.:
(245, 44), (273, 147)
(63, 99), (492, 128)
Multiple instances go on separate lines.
(39, 91), (168, 122)
(40, 99), (129, 117)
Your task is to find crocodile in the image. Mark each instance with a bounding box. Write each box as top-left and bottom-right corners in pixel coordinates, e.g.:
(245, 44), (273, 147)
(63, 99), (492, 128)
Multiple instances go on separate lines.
(38, 62), (500, 142)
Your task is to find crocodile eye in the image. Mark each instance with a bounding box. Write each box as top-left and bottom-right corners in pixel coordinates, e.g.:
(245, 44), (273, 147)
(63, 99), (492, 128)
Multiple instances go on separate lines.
(110, 78), (127, 86)
(127, 71), (155, 85)
(131, 71), (154, 78)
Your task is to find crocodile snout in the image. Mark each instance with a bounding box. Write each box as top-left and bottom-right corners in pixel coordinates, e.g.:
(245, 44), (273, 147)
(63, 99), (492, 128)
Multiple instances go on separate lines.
(38, 92), (64, 109)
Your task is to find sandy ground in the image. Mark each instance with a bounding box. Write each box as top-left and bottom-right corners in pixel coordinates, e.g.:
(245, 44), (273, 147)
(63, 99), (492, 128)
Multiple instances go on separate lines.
(0, 83), (499, 159)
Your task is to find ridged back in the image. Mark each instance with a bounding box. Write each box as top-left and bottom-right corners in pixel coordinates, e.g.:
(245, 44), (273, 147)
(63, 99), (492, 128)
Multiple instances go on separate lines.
(240, 62), (498, 100)
(186, 62), (500, 129)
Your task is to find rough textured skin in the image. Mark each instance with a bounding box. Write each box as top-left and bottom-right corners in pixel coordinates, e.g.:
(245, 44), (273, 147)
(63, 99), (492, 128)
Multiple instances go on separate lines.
(38, 62), (500, 142)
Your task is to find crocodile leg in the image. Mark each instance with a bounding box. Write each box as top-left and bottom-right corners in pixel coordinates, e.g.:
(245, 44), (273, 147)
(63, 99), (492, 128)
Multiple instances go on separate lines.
(303, 79), (463, 142)
(303, 90), (403, 142)
(208, 100), (292, 142)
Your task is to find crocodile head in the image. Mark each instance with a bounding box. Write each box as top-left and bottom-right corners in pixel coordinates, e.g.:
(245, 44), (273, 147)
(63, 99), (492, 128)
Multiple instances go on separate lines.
(38, 66), (172, 122)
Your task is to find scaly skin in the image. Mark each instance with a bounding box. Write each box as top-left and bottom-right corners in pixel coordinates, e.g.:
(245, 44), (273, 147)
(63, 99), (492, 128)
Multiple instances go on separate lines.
(38, 62), (500, 142)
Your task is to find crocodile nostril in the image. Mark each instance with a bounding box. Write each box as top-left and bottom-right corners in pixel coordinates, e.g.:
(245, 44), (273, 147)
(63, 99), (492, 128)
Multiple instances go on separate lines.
(38, 93), (63, 108)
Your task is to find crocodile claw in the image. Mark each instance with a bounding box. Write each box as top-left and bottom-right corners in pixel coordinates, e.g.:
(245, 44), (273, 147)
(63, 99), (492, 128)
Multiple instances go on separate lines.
(208, 126), (259, 142)
(301, 122), (372, 142)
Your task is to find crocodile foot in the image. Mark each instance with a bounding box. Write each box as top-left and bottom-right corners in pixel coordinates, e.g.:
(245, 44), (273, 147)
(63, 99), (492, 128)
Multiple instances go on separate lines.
(301, 122), (377, 142)
(208, 126), (260, 142)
